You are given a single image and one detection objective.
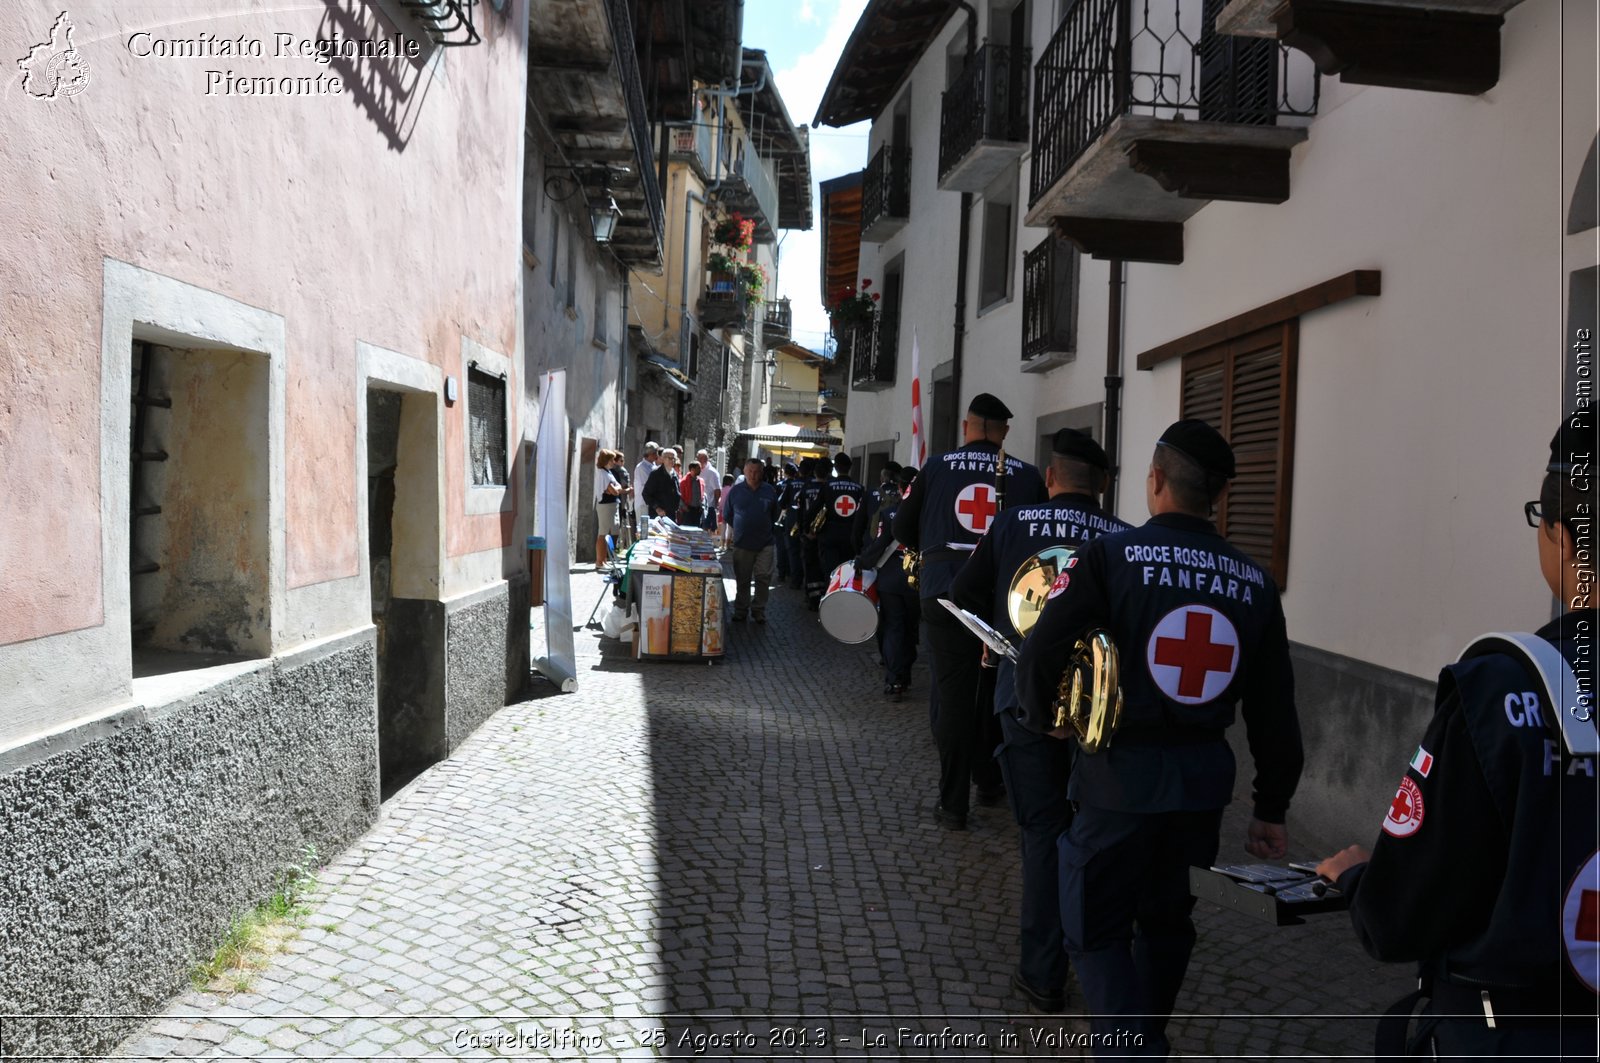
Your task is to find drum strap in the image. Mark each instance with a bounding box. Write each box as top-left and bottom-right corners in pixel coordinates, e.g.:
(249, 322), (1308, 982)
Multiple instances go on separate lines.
(874, 539), (901, 570)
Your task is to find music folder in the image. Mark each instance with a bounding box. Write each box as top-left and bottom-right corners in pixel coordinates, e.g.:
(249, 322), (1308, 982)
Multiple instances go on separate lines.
(937, 599), (1019, 662)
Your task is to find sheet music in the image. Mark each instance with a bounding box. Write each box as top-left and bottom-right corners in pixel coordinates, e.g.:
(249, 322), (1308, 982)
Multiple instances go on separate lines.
(937, 599), (1019, 661)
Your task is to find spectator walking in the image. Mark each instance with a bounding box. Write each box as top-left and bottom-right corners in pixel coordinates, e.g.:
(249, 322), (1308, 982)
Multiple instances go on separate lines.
(721, 458), (778, 624)
(642, 447), (681, 521)
(680, 461), (707, 527)
(695, 450), (722, 531)
(633, 442), (660, 532)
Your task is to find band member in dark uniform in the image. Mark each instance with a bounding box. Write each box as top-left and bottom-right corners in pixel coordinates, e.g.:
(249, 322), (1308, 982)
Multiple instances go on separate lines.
(857, 466), (920, 700)
(1016, 419), (1302, 1057)
(951, 428), (1130, 1013)
(814, 452), (869, 579)
(799, 457), (831, 611)
(773, 461), (803, 585)
(895, 393), (1046, 829)
(1315, 412), (1599, 1060)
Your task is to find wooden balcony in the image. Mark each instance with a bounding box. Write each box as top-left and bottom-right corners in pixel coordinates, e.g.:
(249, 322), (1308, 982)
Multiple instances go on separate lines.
(938, 42), (1032, 193)
(762, 298), (792, 342)
(1216, 0), (1523, 95)
(845, 312), (897, 392)
(1025, 0), (1319, 264)
(699, 273), (749, 330)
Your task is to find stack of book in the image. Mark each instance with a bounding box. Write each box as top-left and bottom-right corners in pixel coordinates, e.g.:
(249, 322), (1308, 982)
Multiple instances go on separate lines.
(630, 518), (722, 574)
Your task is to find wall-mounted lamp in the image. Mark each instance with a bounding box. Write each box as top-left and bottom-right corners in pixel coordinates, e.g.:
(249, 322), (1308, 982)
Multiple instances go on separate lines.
(591, 195), (623, 243)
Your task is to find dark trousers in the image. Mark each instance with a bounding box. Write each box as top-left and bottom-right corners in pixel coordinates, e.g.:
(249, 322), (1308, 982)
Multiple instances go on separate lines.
(818, 537), (854, 581)
(921, 601), (1002, 817)
(1060, 804), (1225, 1059)
(802, 536), (826, 605)
(775, 525), (792, 580)
(879, 590), (919, 686)
(996, 711), (1075, 995)
(784, 531), (804, 588)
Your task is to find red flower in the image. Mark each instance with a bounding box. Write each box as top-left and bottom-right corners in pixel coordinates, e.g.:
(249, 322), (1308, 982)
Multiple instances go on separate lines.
(871, 293), (880, 301)
(861, 279), (871, 289)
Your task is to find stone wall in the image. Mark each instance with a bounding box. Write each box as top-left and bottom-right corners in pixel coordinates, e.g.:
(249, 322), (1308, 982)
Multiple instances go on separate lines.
(445, 583), (515, 752)
(0, 635), (378, 1059)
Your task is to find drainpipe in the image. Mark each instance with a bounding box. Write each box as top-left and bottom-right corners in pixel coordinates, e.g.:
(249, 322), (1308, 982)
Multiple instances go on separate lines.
(1103, 259), (1125, 514)
(949, 2), (979, 433)
(681, 186), (707, 344)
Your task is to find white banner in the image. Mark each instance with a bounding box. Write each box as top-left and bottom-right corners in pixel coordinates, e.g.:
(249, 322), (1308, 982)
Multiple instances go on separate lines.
(534, 371), (577, 691)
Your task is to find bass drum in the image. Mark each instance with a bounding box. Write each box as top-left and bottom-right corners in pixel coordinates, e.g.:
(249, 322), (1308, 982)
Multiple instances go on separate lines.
(820, 562), (880, 644)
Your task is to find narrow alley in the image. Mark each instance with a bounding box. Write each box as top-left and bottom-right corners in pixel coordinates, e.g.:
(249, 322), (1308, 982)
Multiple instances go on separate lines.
(109, 570), (1410, 1060)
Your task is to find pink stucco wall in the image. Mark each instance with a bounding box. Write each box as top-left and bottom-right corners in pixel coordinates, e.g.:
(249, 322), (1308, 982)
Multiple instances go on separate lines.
(0, 1), (526, 645)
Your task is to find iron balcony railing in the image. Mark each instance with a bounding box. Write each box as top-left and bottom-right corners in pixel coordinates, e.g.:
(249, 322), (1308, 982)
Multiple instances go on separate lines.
(939, 41), (1032, 180)
(848, 310), (898, 389)
(763, 298), (792, 341)
(602, 0), (666, 252)
(727, 131), (780, 235)
(861, 143), (911, 233)
(1022, 234), (1079, 363)
(394, 0), (481, 45)
(1030, 0), (1319, 207)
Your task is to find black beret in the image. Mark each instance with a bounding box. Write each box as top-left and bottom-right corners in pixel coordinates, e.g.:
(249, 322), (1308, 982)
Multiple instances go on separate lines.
(967, 392), (1013, 421)
(834, 452), (854, 472)
(1549, 410), (1596, 474)
(896, 466), (919, 488)
(1158, 419), (1235, 479)
(1052, 427), (1109, 470)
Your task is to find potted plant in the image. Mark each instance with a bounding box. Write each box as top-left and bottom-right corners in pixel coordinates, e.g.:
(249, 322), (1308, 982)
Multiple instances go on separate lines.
(739, 264), (768, 299)
(827, 278), (879, 332)
(712, 213), (755, 252)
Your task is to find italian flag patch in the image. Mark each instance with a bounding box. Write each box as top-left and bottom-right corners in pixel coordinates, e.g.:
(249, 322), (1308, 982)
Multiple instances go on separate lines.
(1409, 746), (1434, 778)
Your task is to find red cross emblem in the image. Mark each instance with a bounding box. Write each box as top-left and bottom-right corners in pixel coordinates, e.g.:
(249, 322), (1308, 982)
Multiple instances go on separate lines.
(833, 494), (858, 518)
(954, 483), (998, 534)
(1145, 605), (1238, 705)
(1565, 851), (1600, 993)
(1382, 777), (1424, 838)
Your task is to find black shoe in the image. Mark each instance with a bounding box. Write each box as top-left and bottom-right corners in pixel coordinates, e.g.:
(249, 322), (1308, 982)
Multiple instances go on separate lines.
(976, 784), (1007, 808)
(933, 804), (967, 830)
(754, 615), (766, 625)
(1010, 969), (1065, 1013)
(883, 683), (905, 702)
(732, 613), (747, 623)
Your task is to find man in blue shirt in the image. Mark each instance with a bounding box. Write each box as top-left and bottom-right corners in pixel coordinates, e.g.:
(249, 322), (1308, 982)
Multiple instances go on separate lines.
(721, 458), (778, 624)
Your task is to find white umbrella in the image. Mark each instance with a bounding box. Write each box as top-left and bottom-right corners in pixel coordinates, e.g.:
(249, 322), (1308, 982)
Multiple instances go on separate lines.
(736, 421), (843, 446)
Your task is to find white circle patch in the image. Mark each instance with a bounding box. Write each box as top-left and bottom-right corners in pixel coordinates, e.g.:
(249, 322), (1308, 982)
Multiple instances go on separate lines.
(1145, 605), (1239, 705)
(1563, 850), (1600, 994)
(832, 494), (859, 518)
(1382, 777), (1425, 838)
(953, 482), (999, 534)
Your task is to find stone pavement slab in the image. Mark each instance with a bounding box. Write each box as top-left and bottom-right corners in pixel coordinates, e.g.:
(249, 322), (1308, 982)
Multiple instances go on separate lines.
(101, 567), (1410, 1060)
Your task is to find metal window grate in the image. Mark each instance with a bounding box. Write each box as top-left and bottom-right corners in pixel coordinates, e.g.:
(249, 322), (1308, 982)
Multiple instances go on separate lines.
(468, 367), (507, 486)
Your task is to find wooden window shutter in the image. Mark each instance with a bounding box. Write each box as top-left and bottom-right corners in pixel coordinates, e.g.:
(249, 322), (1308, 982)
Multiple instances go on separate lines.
(1180, 321), (1298, 588)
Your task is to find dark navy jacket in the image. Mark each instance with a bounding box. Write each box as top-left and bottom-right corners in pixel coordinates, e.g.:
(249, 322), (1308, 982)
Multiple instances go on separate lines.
(892, 441), (1046, 600)
(810, 477), (869, 552)
(1015, 512), (1302, 821)
(951, 493), (1131, 718)
(854, 500), (912, 596)
(1337, 609), (1599, 1009)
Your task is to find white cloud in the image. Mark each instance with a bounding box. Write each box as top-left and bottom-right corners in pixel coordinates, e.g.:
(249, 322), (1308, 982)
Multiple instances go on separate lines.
(798, 1), (820, 25)
(769, 0), (872, 354)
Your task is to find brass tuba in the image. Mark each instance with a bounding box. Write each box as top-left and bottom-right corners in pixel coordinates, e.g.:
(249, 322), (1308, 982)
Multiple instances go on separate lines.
(1052, 629), (1123, 753)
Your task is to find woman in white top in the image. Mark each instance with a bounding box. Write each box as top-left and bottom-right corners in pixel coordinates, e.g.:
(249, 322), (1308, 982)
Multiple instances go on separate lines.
(593, 448), (624, 568)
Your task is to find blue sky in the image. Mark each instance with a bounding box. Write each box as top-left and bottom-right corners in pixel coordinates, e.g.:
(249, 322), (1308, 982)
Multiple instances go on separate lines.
(742, 0), (871, 353)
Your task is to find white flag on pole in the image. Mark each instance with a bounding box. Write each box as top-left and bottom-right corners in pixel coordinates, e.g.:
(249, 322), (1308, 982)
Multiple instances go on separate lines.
(910, 328), (927, 467)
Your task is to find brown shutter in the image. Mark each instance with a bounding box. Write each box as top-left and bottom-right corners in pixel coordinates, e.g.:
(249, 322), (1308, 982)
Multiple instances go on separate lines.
(1180, 321), (1297, 588)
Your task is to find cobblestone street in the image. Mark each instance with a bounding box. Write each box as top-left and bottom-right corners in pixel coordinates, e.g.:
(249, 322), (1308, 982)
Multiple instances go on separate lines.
(112, 568), (1411, 1060)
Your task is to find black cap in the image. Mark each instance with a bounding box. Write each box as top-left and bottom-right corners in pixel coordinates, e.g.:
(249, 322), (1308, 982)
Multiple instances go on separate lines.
(1052, 427), (1109, 471)
(967, 392), (1013, 421)
(1549, 410), (1596, 474)
(895, 466), (918, 488)
(1158, 419), (1235, 479)
(834, 452), (853, 473)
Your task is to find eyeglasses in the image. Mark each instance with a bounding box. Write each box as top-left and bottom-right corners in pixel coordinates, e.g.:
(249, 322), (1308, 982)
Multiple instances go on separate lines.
(1525, 500), (1550, 528)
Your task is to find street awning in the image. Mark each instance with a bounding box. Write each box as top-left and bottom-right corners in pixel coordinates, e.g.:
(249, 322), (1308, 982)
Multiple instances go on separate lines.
(736, 421), (842, 445)
(642, 353), (690, 393)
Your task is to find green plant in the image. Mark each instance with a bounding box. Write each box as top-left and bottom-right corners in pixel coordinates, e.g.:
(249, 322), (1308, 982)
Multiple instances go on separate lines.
(828, 277), (879, 329)
(190, 844), (320, 991)
(707, 251), (738, 275)
(740, 264), (768, 297)
(712, 213), (755, 251)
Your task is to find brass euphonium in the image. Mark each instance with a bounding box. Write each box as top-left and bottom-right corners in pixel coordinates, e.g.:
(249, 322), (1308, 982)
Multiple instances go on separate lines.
(902, 548), (921, 588)
(809, 500), (830, 535)
(1052, 629), (1124, 753)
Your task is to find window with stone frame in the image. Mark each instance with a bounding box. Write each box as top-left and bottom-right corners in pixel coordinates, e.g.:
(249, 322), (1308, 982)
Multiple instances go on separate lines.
(467, 365), (507, 487)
